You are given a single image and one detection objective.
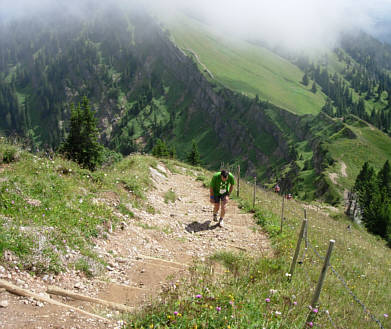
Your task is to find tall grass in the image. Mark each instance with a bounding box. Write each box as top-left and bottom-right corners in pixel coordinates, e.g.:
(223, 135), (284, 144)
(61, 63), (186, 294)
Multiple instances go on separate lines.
(0, 139), (158, 275)
(127, 175), (391, 328)
(1, 138), (390, 328)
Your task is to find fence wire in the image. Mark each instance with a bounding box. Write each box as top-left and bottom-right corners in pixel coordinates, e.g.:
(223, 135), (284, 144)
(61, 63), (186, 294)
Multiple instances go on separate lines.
(322, 309), (339, 329)
(246, 178), (386, 329)
(329, 265), (385, 329)
(306, 240), (385, 329)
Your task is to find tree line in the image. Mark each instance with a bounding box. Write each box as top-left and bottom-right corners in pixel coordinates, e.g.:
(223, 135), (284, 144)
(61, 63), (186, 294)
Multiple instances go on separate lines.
(353, 160), (391, 246)
(298, 40), (391, 136)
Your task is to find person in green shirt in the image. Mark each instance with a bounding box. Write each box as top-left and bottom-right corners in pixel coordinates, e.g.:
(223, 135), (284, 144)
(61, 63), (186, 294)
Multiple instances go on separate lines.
(209, 170), (235, 227)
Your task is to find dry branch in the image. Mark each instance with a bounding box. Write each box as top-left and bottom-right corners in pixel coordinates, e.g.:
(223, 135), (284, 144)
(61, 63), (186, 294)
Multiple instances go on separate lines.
(137, 254), (189, 267)
(47, 286), (133, 312)
(0, 279), (108, 322)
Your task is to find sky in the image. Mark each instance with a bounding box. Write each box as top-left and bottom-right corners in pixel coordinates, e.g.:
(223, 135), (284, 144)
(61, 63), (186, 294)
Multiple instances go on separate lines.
(1, 0), (391, 51)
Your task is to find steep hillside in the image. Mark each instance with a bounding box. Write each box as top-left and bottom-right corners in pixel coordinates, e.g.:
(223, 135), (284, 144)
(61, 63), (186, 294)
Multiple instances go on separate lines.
(0, 6), (300, 177)
(1, 140), (390, 329)
(1, 4), (391, 205)
(160, 12), (326, 115)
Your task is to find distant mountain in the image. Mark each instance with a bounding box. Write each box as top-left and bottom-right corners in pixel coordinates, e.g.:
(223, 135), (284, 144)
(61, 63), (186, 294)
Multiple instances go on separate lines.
(1, 3), (391, 205)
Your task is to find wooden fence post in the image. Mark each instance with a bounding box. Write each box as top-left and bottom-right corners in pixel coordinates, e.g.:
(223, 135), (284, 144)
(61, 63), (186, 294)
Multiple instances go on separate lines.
(280, 195), (285, 234)
(306, 240), (335, 327)
(237, 165), (240, 198)
(288, 219), (307, 280)
(253, 176), (256, 209)
(304, 209), (308, 250)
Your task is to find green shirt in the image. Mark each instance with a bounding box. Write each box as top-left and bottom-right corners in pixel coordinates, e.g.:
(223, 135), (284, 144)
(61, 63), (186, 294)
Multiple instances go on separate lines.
(210, 172), (235, 196)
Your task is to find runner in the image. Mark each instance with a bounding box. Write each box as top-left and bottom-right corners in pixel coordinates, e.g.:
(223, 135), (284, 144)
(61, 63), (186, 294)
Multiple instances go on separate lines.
(209, 170), (235, 227)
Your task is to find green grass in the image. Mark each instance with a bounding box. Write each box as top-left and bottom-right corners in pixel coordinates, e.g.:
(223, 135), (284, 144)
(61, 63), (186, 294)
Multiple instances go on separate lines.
(127, 168), (391, 329)
(326, 119), (391, 190)
(1, 138), (390, 328)
(161, 13), (326, 115)
(0, 139), (159, 274)
(164, 189), (176, 203)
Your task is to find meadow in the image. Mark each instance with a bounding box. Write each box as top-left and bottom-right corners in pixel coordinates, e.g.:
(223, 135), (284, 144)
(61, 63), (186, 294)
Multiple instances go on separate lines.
(1, 138), (390, 328)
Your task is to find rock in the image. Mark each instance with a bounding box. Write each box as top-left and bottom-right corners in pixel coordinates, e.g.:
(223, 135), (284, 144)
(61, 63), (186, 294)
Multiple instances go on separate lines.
(74, 282), (84, 289)
(0, 300), (9, 308)
(16, 279), (25, 286)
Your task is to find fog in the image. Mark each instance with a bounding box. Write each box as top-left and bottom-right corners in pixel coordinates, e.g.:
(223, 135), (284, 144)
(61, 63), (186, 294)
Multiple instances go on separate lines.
(1, 0), (391, 51)
(152, 0), (391, 51)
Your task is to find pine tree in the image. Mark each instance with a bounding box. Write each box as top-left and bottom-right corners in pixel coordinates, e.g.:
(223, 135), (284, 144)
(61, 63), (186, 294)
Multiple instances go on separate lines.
(60, 96), (103, 171)
(311, 82), (317, 93)
(187, 140), (201, 166)
(152, 139), (169, 158)
(302, 73), (309, 86)
(378, 160), (391, 199)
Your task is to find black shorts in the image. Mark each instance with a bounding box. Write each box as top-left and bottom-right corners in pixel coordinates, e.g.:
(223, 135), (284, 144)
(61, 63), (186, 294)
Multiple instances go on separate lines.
(213, 192), (228, 203)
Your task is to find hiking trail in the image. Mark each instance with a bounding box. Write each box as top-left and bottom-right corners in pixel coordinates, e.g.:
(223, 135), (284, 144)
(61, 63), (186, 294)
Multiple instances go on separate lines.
(0, 163), (271, 328)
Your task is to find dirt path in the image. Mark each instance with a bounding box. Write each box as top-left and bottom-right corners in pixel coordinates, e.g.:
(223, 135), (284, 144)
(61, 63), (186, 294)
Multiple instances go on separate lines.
(0, 163), (271, 328)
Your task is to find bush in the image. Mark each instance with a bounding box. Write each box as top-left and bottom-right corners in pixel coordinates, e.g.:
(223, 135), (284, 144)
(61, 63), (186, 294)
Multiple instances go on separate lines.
(1, 145), (18, 163)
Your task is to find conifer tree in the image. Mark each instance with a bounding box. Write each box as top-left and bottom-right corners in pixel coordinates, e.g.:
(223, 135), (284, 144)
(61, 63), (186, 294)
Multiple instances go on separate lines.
(302, 73), (309, 86)
(311, 82), (317, 93)
(60, 96), (103, 171)
(378, 160), (391, 198)
(187, 140), (201, 166)
(152, 139), (169, 158)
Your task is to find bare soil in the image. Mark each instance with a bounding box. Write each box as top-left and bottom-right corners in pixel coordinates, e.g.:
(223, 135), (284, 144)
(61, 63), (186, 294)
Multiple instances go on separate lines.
(0, 163), (271, 328)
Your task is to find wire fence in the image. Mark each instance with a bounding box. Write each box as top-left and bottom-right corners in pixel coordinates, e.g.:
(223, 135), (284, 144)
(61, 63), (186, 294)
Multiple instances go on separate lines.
(304, 231), (385, 328)
(228, 167), (387, 328)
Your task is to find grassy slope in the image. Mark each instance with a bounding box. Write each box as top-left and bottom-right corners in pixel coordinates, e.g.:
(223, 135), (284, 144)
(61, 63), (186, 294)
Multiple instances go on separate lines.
(162, 13), (326, 115)
(1, 139), (390, 328)
(326, 119), (391, 188)
(129, 157), (391, 329)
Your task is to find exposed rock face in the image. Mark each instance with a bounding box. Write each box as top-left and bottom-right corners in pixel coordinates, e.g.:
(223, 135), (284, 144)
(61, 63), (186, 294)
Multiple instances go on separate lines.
(129, 20), (294, 176)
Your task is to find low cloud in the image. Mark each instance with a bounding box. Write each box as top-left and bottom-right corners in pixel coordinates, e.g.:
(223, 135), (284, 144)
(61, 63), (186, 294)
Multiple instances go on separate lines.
(1, 0), (390, 51)
(154, 0), (391, 51)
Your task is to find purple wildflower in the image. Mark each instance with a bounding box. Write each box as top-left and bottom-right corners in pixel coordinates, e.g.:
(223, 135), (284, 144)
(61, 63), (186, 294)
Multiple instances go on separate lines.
(216, 306), (221, 312)
(196, 294), (202, 299)
(265, 298), (270, 303)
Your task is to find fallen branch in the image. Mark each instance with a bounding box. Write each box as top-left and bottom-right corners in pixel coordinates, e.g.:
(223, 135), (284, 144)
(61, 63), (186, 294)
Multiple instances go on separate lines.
(137, 254), (189, 268)
(47, 286), (133, 313)
(0, 279), (108, 322)
(96, 280), (147, 291)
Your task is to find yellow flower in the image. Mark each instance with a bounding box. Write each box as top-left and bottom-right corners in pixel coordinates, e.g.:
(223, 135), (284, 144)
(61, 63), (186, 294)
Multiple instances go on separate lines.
(149, 325), (154, 329)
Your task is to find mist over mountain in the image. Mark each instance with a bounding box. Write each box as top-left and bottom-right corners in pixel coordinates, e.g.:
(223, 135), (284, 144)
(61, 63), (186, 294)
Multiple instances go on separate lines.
(1, 0), (391, 51)
(1, 0), (391, 206)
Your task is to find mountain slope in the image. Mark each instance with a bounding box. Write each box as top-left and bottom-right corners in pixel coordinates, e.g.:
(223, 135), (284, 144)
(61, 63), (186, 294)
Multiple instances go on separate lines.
(1, 4), (391, 205)
(160, 12), (326, 115)
(1, 141), (390, 328)
(0, 142), (271, 328)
